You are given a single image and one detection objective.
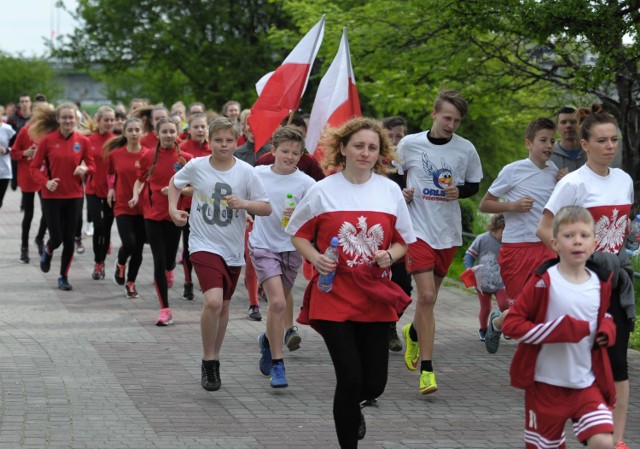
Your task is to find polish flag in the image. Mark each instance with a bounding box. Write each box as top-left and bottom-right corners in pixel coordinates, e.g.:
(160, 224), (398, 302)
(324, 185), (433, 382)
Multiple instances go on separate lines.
(305, 28), (361, 155)
(248, 16), (325, 151)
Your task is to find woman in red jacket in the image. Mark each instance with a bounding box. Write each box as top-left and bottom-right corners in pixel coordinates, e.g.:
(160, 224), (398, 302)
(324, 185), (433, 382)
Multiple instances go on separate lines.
(130, 117), (191, 325)
(10, 115), (48, 263)
(85, 106), (116, 280)
(105, 117), (147, 298)
(178, 113), (210, 300)
(29, 103), (95, 291)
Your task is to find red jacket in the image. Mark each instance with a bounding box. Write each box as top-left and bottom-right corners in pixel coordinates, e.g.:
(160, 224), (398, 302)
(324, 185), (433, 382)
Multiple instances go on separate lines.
(85, 131), (116, 197)
(10, 125), (41, 193)
(136, 146), (191, 221)
(30, 130), (94, 199)
(107, 146), (146, 217)
(179, 139), (211, 210)
(502, 259), (617, 406)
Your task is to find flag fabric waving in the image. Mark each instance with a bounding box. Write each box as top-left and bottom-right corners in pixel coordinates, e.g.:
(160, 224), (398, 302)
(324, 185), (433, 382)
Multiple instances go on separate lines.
(305, 28), (361, 155)
(248, 16), (325, 151)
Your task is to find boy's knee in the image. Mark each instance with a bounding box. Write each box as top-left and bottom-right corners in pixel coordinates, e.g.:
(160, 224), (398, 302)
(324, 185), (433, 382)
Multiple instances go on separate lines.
(586, 433), (613, 449)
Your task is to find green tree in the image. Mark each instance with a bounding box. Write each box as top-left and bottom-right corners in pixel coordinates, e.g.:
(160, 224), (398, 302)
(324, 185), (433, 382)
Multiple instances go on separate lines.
(53, 0), (292, 110)
(0, 52), (60, 107)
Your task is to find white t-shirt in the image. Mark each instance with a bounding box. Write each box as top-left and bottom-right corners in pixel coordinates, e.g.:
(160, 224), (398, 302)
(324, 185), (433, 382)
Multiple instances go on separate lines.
(172, 156), (270, 266)
(250, 165), (315, 252)
(544, 164), (633, 254)
(488, 158), (558, 243)
(535, 266), (599, 388)
(0, 123), (16, 179)
(397, 131), (483, 248)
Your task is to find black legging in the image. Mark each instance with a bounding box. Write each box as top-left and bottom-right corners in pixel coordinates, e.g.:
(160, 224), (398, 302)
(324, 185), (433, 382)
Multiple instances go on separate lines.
(115, 214), (146, 283)
(0, 179), (9, 208)
(312, 320), (390, 449)
(181, 213), (193, 284)
(145, 219), (181, 309)
(42, 197), (82, 277)
(86, 194), (114, 263)
(20, 191), (47, 249)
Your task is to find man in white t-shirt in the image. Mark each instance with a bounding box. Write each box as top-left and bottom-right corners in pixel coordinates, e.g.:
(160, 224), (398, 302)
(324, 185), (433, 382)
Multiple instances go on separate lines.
(0, 122), (16, 208)
(397, 90), (483, 395)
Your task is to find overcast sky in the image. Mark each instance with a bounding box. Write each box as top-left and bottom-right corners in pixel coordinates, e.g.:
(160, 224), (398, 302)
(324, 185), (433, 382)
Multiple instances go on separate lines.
(1, 0), (79, 56)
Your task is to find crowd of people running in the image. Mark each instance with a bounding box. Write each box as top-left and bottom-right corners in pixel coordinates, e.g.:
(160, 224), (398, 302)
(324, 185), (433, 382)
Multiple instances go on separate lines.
(0, 90), (635, 449)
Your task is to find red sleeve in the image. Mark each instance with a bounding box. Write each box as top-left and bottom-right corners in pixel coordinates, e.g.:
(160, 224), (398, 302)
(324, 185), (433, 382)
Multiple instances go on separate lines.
(80, 135), (95, 175)
(596, 313), (617, 348)
(10, 127), (31, 161)
(30, 135), (50, 187)
(502, 276), (591, 344)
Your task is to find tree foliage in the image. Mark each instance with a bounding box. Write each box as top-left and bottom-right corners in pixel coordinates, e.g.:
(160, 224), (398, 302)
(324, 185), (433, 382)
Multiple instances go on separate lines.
(0, 52), (61, 107)
(53, 0), (292, 110)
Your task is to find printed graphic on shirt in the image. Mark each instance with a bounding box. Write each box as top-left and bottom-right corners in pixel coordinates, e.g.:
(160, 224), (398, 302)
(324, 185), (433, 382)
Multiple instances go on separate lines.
(594, 207), (627, 253)
(339, 216), (384, 267)
(421, 153), (452, 201)
(194, 182), (239, 227)
(73, 143), (81, 153)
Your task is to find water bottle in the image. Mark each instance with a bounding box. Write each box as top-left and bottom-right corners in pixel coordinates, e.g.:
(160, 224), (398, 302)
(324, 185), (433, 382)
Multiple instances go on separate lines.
(281, 193), (295, 228)
(317, 236), (339, 292)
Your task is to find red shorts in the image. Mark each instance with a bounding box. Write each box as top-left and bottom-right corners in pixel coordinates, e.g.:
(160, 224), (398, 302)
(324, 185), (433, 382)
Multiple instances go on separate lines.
(498, 242), (556, 302)
(190, 251), (241, 300)
(524, 382), (613, 448)
(405, 239), (458, 277)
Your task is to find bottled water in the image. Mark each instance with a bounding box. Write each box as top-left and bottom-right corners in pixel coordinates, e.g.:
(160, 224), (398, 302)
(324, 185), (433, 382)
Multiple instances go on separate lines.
(317, 236), (339, 292)
(281, 193), (295, 228)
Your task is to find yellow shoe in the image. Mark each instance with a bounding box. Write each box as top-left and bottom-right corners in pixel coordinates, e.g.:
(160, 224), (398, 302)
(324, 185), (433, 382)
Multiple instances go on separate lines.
(419, 370), (438, 395)
(402, 323), (419, 371)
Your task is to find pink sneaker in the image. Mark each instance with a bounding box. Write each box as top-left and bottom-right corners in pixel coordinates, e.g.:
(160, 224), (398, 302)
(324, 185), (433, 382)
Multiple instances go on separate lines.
(155, 308), (173, 326)
(166, 270), (175, 288)
(616, 442), (630, 449)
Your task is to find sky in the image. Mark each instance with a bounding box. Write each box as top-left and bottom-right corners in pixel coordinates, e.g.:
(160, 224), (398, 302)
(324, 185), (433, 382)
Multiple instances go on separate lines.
(1, 0), (79, 56)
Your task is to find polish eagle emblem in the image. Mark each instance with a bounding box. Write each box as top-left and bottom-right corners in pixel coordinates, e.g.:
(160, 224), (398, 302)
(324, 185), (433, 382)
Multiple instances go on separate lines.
(338, 216), (384, 267)
(595, 208), (627, 252)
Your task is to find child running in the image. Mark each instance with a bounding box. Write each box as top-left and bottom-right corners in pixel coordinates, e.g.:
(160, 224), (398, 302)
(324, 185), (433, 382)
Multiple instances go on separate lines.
(503, 205), (616, 449)
(251, 126), (315, 388)
(167, 117), (271, 392)
(462, 213), (508, 341)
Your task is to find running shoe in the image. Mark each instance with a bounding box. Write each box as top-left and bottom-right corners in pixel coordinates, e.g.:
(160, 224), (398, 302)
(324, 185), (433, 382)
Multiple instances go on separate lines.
(92, 262), (105, 280)
(616, 442), (630, 449)
(478, 328), (487, 341)
(284, 326), (302, 351)
(183, 282), (194, 300)
(402, 323), (419, 371)
(57, 276), (73, 291)
(74, 237), (85, 254)
(269, 361), (288, 388)
(485, 310), (502, 354)
(388, 322), (403, 352)
(419, 370), (438, 395)
(114, 261), (126, 286)
(40, 247), (52, 273)
(155, 308), (173, 326)
(201, 359), (221, 391)
(34, 238), (44, 257)
(20, 247), (29, 264)
(166, 270), (174, 288)
(125, 282), (139, 299)
(358, 412), (366, 440)
(248, 305), (262, 321)
(258, 332), (272, 375)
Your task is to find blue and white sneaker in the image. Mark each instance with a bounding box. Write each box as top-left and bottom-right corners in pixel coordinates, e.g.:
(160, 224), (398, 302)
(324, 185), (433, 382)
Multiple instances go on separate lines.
(269, 361), (288, 388)
(258, 332), (272, 376)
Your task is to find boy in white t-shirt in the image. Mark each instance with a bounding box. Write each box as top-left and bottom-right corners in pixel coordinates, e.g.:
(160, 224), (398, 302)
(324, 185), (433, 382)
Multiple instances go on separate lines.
(478, 117), (559, 354)
(0, 122), (16, 209)
(249, 126), (315, 388)
(503, 206), (616, 449)
(168, 117), (271, 392)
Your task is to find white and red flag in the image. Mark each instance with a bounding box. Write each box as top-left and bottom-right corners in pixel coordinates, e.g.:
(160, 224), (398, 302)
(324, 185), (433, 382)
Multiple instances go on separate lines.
(305, 28), (361, 155)
(248, 16), (325, 151)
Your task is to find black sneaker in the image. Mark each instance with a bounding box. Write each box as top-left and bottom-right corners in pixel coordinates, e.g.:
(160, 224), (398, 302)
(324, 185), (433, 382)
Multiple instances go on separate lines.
(20, 247), (30, 264)
(125, 282), (140, 299)
(248, 305), (262, 321)
(183, 282), (194, 300)
(114, 261), (126, 286)
(40, 247), (53, 273)
(388, 322), (403, 352)
(57, 276), (73, 291)
(201, 360), (221, 391)
(284, 326), (302, 351)
(35, 238), (44, 257)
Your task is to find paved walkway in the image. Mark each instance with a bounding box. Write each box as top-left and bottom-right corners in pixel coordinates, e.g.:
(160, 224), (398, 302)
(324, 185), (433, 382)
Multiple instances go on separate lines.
(0, 187), (638, 449)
